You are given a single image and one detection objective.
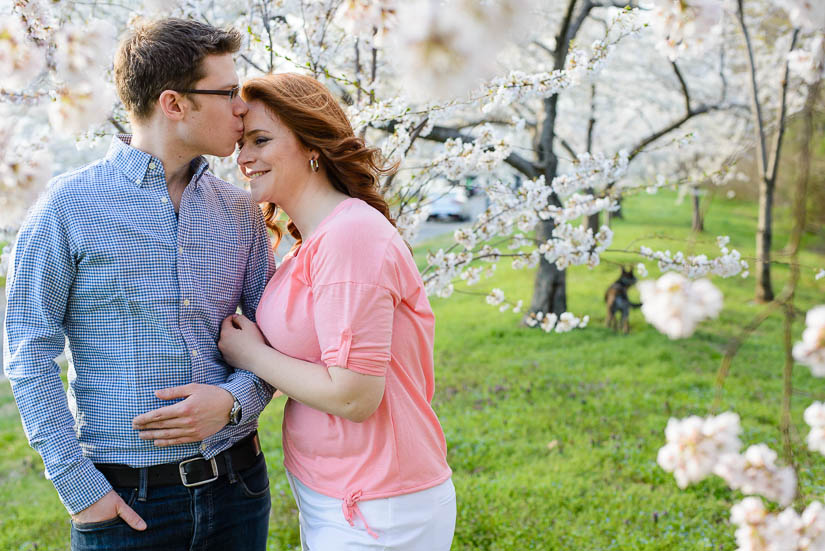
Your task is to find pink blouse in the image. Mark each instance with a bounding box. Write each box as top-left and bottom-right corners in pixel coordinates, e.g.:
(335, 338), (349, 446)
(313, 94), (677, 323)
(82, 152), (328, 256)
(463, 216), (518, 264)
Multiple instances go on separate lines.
(256, 198), (451, 523)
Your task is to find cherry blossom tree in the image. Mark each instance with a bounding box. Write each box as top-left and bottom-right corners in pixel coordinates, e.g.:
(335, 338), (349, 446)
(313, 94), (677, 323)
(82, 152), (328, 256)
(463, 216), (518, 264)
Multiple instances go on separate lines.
(2, 2), (825, 548)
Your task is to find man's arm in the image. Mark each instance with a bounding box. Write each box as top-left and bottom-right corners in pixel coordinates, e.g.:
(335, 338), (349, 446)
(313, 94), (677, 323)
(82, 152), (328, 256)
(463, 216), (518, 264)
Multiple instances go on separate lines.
(3, 197), (110, 514)
(216, 200), (277, 425)
(133, 199), (275, 446)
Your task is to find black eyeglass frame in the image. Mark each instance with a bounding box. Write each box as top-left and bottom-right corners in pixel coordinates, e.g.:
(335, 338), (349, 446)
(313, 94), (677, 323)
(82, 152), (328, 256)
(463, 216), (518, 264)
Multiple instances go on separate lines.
(175, 85), (240, 101)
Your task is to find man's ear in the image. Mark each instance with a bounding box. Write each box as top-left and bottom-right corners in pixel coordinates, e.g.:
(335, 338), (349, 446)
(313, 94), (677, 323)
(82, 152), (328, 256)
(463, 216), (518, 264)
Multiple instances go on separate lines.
(157, 90), (186, 121)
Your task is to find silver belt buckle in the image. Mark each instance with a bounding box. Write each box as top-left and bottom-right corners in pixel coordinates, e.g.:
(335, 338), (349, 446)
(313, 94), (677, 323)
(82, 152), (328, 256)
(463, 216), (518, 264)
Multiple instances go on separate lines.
(178, 457), (219, 487)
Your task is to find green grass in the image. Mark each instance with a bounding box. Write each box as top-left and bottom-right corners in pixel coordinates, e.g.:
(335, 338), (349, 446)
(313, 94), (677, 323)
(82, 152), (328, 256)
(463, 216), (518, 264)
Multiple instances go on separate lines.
(2, 189), (824, 550)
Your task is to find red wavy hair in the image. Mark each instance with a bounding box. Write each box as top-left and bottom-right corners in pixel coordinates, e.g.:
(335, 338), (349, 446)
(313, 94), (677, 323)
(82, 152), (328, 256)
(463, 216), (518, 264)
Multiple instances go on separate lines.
(240, 73), (397, 249)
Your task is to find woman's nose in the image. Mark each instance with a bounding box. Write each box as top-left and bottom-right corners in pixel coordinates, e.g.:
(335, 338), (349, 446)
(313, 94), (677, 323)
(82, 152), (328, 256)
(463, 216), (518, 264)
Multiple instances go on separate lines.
(237, 146), (250, 165)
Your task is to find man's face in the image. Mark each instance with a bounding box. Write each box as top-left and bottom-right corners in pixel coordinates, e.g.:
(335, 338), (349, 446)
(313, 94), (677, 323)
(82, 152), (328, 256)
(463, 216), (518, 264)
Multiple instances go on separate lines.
(185, 53), (247, 157)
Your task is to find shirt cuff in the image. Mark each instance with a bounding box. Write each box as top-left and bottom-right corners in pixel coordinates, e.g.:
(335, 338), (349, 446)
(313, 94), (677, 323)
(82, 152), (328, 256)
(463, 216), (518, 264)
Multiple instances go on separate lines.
(218, 376), (256, 427)
(51, 457), (113, 515)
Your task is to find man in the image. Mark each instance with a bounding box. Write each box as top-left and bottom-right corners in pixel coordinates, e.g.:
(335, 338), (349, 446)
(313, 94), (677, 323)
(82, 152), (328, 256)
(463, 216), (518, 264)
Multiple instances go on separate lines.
(3, 18), (274, 550)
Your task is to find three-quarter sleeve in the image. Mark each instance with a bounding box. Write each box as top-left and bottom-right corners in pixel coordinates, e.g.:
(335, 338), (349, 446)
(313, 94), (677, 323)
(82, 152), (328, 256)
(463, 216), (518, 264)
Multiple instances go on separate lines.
(312, 281), (395, 376)
(305, 210), (403, 378)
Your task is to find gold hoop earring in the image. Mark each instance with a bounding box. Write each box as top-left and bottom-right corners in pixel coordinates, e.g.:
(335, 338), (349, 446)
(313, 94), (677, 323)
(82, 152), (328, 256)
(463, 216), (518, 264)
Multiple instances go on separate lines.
(309, 158), (319, 172)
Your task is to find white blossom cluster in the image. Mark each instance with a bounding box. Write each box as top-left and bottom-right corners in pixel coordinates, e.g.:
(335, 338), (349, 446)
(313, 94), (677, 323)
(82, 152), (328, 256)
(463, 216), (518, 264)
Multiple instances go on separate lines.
(424, 127), (512, 181)
(644, 0), (727, 60)
(3, 12), (117, 134)
(776, 0), (825, 32)
(388, 0), (533, 99)
(540, 223), (613, 270)
(1, 5), (118, 231)
(788, 35), (825, 86)
(0, 242), (12, 277)
(714, 444), (797, 507)
(731, 497), (825, 551)
(542, 194), (619, 225)
(551, 150), (629, 197)
(804, 402), (825, 457)
(394, 203), (430, 244)
(638, 273), (723, 339)
(793, 306), (825, 376)
(524, 310), (589, 333)
(816, 269), (825, 281)
(334, 0), (397, 45)
(0, 127), (52, 231)
(638, 235), (748, 279)
(0, 14), (46, 90)
(657, 412), (742, 488)
(423, 248), (473, 298)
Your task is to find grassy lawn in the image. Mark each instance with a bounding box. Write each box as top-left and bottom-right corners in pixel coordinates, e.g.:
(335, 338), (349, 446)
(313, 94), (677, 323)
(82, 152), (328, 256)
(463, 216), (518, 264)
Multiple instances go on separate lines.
(1, 189), (824, 550)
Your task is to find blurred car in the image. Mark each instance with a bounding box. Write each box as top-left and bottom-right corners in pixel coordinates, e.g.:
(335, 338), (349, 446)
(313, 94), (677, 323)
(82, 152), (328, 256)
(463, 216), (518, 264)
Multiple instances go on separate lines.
(426, 187), (471, 222)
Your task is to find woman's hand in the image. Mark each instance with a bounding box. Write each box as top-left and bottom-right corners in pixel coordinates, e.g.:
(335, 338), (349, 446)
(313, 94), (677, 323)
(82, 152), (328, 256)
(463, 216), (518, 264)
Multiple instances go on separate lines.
(218, 314), (267, 372)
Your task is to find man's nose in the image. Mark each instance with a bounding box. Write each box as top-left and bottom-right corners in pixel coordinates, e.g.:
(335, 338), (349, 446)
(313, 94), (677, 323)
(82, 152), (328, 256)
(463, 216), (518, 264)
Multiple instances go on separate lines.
(233, 96), (248, 116)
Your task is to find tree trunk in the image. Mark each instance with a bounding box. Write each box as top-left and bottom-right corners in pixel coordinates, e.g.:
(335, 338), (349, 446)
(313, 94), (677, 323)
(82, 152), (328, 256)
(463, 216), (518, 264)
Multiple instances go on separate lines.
(755, 176), (775, 302)
(692, 190), (704, 232)
(525, 0), (586, 319)
(529, 219), (568, 316)
(606, 198), (623, 226)
(527, 93), (566, 318)
(587, 211), (600, 234)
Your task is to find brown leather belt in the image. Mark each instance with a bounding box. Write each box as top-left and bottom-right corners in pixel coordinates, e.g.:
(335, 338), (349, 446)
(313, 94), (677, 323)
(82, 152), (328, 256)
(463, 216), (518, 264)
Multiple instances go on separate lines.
(95, 431), (262, 488)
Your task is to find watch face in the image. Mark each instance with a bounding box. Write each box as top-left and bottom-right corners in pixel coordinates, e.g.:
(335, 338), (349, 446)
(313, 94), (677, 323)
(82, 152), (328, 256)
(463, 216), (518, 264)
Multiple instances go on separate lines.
(230, 400), (241, 425)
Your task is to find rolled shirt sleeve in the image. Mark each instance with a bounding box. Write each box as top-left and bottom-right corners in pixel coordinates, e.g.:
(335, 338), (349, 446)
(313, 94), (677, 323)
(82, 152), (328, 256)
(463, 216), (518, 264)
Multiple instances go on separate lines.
(313, 281), (395, 376)
(306, 215), (401, 378)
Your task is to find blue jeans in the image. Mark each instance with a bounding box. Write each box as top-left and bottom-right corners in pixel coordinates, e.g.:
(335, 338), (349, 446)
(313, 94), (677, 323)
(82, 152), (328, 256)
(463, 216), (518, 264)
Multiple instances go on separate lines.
(70, 453), (271, 551)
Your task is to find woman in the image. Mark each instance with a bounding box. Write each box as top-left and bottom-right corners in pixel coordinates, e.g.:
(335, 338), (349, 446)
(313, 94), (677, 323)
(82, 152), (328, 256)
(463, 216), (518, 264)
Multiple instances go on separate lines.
(217, 73), (456, 550)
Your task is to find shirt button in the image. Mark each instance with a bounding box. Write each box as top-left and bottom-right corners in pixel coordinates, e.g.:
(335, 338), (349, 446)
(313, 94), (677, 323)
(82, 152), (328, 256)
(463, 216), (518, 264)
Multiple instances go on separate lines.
(178, 247), (183, 254)
(191, 349), (198, 358)
(199, 443), (207, 452)
(148, 162), (156, 170)
(161, 196), (168, 203)
(183, 299), (190, 307)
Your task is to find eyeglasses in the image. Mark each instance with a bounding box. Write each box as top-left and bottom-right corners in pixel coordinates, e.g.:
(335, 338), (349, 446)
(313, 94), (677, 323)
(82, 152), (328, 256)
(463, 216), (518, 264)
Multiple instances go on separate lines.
(176, 85), (240, 101)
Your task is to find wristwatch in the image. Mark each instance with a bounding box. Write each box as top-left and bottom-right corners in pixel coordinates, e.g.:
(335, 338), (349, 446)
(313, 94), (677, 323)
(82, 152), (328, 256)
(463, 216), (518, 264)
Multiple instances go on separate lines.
(228, 397), (242, 426)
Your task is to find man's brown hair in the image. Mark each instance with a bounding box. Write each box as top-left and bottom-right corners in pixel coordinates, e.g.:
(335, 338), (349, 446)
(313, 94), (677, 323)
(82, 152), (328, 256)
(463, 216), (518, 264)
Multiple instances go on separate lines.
(114, 18), (242, 120)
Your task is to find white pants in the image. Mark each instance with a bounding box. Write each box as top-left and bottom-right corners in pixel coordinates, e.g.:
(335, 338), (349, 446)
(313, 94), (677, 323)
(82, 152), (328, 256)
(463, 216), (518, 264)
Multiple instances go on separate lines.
(285, 470), (456, 550)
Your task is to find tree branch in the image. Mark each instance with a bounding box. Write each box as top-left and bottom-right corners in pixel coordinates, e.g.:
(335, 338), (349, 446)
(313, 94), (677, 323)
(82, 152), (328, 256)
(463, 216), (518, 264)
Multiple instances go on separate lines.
(556, 137), (578, 159)
(766, 28), (800, 185)
(736, 0), (768, 178)
(628, 104), (720, 161)
(532, 39), (555, 56)
(238, 54), (267, 74)
(671, 61), (691, 113)
(423, 125), (541, 179)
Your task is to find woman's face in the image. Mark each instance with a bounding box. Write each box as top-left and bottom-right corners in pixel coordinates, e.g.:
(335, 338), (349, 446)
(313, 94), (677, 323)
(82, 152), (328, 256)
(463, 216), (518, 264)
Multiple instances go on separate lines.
(237, 99), (310, 205)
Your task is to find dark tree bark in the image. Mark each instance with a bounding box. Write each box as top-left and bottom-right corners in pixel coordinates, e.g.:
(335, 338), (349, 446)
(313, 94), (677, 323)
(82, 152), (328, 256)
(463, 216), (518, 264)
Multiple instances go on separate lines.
(692, 190), (704, 232)
(736, 1), (798, 302)
(586, 83), (601, 234)
(524, 0), (588, 318)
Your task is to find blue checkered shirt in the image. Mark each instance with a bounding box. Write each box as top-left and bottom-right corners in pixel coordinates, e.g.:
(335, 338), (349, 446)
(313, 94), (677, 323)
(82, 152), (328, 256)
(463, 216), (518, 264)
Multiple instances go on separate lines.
(3, 135), (275, 514)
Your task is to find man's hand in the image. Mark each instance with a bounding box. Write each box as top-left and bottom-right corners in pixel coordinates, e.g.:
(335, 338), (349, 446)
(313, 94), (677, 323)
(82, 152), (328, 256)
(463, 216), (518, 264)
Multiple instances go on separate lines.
(71, 490), (146, 530)
(132, 384), (235, 446)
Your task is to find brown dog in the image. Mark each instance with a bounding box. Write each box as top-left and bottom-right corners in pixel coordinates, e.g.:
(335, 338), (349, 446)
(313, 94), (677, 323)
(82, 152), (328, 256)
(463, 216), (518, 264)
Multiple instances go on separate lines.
(605, 267), (642, 334)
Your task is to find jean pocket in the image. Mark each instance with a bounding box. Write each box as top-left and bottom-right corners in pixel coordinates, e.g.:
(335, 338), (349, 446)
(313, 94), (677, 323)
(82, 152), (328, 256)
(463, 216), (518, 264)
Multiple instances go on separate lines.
(72, 488), (137, 531)
(72, 516), (125, 531)
(237, 456), (270, 498)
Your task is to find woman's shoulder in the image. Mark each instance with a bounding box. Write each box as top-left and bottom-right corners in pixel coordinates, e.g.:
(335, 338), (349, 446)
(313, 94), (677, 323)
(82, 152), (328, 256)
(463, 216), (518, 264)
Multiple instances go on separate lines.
(306, 198), (408, 286)
(316, 198), (398, 249)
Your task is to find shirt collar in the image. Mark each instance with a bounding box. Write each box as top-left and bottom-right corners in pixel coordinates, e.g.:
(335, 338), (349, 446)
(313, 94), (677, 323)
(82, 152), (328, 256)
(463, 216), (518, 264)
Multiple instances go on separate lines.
(105, 134), (210, 188)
